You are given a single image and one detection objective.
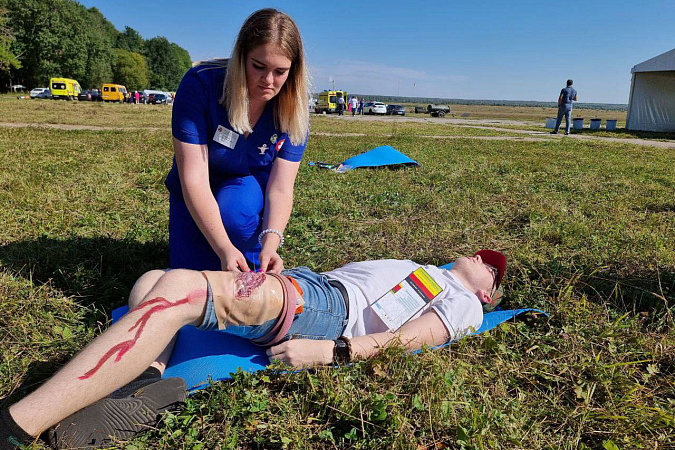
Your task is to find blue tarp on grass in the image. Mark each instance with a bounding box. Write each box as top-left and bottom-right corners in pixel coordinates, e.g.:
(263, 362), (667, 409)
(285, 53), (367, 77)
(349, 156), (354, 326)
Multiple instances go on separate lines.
(310, 145), (419, 172)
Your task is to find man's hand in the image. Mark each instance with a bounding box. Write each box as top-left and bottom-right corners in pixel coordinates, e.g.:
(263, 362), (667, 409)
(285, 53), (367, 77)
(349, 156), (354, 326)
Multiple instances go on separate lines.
(259, 248), (284, 273)
(266, 339), (334, 367)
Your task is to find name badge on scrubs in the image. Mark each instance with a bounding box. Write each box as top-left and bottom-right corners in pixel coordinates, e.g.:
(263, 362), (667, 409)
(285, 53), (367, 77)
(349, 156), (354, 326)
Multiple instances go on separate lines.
(213, 125), (239, 149)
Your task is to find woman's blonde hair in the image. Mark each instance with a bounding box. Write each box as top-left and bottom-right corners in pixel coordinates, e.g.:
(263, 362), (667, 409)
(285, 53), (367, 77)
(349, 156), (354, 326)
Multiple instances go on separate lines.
(223, 8), (309, 146)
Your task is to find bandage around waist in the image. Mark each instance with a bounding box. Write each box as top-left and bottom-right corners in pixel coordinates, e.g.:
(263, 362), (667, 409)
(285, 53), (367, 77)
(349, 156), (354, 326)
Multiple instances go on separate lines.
(251, 272), (296, 346)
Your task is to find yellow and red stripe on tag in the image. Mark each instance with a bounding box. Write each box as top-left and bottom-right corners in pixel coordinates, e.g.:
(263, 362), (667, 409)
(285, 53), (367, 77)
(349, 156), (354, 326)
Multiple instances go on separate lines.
(408, 268), (442, 302)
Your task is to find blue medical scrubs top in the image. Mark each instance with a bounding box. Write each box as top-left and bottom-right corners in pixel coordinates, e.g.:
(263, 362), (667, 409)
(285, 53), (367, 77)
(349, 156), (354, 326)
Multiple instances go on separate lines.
(166, 62), (307, 198)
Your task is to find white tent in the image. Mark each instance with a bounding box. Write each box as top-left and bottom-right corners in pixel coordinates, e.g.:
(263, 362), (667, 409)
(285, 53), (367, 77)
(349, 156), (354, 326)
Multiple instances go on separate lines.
(626, 48), (675, 132)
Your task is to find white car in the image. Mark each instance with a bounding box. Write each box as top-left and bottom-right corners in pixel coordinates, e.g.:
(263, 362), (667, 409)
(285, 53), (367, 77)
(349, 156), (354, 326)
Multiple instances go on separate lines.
(364, 101), (387, 115)
(30, 87), (51, 99)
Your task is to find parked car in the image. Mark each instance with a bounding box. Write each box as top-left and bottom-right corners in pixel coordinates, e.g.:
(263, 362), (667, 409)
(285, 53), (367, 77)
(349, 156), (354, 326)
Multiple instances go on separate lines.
(78, 90), (93, 101)
(144, 90), (173, 104)
(30, 88), (51, 99)
(364, 102), (387, 115)
(90, 89), (103, 102)
(386, 104), (405, 116)
(150, 93), (169, 104)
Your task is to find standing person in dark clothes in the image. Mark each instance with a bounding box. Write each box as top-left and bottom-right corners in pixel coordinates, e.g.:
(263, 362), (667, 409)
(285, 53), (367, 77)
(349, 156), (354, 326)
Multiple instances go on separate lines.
(337, 95), (345, 115)
(551, 79), (578, 135)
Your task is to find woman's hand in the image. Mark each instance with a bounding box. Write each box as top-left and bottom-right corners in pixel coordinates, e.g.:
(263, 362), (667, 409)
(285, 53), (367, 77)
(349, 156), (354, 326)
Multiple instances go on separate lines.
(220, 246), (250, 272)
(266, 339), (334, 368)
(259, 248), (284, 273)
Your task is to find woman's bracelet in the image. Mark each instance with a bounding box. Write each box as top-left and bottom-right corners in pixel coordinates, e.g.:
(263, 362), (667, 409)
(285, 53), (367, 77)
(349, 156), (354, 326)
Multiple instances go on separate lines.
(258, 228), (284, 248)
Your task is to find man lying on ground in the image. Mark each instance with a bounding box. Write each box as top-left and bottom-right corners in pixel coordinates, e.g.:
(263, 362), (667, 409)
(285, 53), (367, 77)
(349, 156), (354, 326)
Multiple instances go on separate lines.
(1, 250), (505, 449)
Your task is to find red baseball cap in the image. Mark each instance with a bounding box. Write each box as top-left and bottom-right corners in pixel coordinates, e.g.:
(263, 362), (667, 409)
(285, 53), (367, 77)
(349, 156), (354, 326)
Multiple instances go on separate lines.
(474, 250), (506, 312)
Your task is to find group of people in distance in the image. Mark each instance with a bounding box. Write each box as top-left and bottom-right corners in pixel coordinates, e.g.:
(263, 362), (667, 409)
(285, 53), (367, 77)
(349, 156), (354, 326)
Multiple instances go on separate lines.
(2, 8), (512, 449)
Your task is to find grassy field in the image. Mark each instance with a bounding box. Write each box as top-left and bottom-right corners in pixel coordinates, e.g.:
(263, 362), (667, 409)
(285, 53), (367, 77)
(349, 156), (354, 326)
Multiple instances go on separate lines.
(0, 99), (674, 449)
(401, 103), (628, 123)
(0, 94), (173, 128)
(6, 95), (675, 142)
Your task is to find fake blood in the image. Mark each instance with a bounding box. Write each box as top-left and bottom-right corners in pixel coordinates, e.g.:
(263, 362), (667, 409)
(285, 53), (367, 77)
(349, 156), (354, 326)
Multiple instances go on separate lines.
(235, 272), (266, 298)
(78, 290), (204, 380)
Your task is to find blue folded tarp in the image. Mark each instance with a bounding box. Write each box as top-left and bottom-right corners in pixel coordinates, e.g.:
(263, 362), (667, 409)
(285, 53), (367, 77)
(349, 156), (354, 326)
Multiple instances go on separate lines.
(309, 145), (419, 172)
(112, 261), (545, 393)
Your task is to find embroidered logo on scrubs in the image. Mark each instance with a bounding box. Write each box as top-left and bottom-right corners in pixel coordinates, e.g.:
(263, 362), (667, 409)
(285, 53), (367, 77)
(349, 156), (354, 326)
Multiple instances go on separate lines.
(258, 143), (268, 155)
(270, 133), (278, 144)
(275, 139), (285, 152)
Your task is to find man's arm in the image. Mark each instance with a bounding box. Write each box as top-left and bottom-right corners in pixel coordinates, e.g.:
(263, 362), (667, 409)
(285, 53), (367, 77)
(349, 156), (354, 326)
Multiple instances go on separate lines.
(558, 93), (563, 106)
(267, 310), (450, 367)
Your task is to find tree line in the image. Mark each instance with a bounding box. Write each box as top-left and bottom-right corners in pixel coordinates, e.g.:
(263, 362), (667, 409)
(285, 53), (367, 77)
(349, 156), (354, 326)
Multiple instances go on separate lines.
(0, 0), (192, 91)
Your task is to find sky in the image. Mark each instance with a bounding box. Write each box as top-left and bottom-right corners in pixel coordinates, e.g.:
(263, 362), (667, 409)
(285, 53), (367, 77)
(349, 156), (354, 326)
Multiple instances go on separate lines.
(78, 0), (675, 104)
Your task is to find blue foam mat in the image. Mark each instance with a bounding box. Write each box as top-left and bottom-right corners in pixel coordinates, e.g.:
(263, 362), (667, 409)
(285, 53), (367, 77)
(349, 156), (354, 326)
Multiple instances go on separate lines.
(112, 262), (546, 393)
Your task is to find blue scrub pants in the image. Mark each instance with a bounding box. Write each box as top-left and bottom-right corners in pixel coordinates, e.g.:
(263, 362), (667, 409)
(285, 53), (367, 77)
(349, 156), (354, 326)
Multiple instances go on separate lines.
(554, 107), (572, 133)
(169, 175), (264, 270)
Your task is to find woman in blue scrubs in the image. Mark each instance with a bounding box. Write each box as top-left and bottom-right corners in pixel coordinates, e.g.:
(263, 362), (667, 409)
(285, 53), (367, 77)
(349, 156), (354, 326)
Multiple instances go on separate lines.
(166, 9), (309, 273)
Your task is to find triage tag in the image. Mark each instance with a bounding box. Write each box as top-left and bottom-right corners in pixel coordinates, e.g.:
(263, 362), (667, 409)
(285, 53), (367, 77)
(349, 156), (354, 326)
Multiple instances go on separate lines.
(213, 125), (239, 149)
(372, 267), (442, 331)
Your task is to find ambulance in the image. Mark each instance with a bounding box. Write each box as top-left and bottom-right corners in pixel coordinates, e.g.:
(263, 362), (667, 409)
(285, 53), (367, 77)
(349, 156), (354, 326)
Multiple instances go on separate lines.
(49, 78), (82, 100)
(315, 90), (347, 114)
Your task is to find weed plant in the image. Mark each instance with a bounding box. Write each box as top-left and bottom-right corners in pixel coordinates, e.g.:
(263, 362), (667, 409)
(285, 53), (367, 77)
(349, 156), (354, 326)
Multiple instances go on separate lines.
(0, 102), (673, 449)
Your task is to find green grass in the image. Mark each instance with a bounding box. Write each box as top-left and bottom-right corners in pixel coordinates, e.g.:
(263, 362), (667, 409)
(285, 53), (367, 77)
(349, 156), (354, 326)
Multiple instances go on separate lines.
(6, 94), (670, 142)
(480, 122), (675, 141)
(0, 101), (674, 449)
(309, 115), (534, 138)
(0, 94), (172, 129)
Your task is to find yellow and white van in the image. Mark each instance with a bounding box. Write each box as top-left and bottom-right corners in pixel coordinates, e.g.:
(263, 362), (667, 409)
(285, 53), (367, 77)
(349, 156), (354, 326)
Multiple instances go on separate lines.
(102, 84), (128, 102)
(49, 78), (82, 100)
(315, 90), (347, 114)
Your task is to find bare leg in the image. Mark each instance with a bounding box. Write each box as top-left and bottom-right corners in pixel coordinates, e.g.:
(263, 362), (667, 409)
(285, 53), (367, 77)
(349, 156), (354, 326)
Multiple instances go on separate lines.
(127, 270), (176, 374)
(9, 269), (208, 437)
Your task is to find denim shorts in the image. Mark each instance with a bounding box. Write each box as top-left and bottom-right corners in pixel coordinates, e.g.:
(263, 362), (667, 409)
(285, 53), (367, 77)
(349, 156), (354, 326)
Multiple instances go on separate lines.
(198, 267), (348, 342)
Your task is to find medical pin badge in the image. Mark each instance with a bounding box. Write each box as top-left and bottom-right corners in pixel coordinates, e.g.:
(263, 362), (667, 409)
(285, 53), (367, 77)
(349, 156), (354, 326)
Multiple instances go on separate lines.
(270, 133), (278, 144)
(258, 143), (268, 155)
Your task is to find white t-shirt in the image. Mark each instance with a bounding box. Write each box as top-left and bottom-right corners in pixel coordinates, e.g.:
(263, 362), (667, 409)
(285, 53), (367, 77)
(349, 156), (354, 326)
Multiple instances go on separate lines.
(323, 260), (483, 340)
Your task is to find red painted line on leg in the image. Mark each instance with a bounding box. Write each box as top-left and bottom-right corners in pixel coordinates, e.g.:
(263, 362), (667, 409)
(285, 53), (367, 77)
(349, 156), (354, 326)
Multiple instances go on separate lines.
(78, 289), (205, 380)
